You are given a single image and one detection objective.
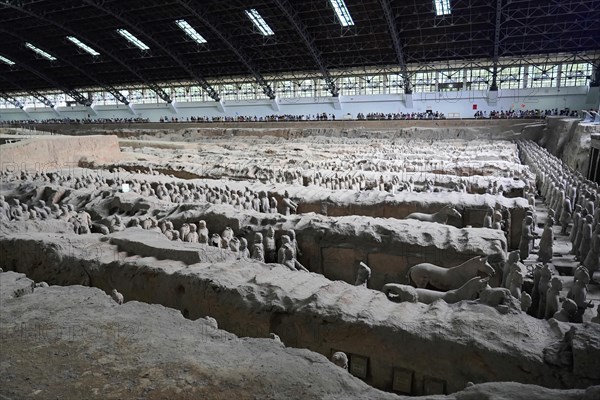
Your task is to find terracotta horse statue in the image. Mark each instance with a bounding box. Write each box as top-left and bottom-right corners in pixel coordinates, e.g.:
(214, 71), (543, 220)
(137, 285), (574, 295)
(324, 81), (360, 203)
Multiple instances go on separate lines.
(383, 277), (489, 304)
(407, 256), (495, 291)
(405, 205), (462, 225)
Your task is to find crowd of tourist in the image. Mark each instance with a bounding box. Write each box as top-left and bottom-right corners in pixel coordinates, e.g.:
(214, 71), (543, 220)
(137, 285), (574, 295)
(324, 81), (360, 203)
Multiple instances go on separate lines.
(474, 108), (579, 119)
(356, 111), (445, 120)
(0, 108), (591, 125)
(0, 117), (149, 125)
(158, 113), (336, 123)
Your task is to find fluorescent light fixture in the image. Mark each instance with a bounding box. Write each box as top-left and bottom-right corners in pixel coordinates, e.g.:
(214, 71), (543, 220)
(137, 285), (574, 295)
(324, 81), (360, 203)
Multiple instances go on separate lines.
(245, 9), (274, 36)
(24, 42), (57, 61)
(66, 36), (100, 56)
(175, 19), (207, 44)
(116, 29), (150, 50)
(434, 0), (451, 16)
(0, 55), (15, 65)
(328, 0), (354, 27)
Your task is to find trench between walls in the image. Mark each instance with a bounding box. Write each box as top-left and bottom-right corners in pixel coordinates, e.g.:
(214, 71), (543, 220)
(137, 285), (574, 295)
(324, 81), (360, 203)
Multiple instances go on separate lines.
(5, 183), (507, 294)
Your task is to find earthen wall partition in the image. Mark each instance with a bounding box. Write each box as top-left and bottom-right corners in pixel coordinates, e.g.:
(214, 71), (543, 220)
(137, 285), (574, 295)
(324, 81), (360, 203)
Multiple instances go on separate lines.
(10, 118), (542, 133)
(1, 233), (597, 395)
(267, 189), (529, 251)
(0, 135), (122, 169)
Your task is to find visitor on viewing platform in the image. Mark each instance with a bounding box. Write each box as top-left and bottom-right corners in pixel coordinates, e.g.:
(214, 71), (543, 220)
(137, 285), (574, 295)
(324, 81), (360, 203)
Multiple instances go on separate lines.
(356, 111), (446, 120)
(472, 108), (577, 119)
(0, 117), (149, 125)
(0, 107), (579, 125)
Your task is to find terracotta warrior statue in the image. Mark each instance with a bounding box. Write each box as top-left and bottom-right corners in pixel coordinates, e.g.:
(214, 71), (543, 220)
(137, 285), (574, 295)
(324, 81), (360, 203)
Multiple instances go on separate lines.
(519, 216), (534, 262)
(544, 277), (562, 320)
(537, 217), (554, 263)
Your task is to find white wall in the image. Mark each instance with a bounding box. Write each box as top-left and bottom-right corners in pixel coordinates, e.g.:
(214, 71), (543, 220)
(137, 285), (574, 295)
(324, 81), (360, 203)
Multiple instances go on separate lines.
(1, 86), (594, 122)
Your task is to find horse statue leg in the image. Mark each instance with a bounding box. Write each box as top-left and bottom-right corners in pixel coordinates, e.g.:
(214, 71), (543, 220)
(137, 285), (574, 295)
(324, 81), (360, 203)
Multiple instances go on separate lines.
(383, 283), (418, 303)
(407, 268), (430, 288)
(442, 277), (489, 304)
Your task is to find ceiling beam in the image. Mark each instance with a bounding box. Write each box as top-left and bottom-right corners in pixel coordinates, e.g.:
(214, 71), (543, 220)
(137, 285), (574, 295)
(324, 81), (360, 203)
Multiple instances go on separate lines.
(0, 75), (57, 109)
(26, 90), (56, 108)
(591, 61), (600, 87)
(175, 0), (276, 100)
(378, 0), (412, 94)
(0, 91), (24, 108)
(0, 51), (92, 106)
(81, 0), (221, 102)
(490, 0), (503, 91)
(0, 28), (131, 106)
(273, 0), (338, 97)
(0, 0), (173, 103)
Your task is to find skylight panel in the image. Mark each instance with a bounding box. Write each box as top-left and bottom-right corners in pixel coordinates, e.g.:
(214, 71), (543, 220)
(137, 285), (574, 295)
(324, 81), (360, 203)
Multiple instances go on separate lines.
(245, 9), (274, 36)
(116, 29), (150, 50)
(175, 19), (207, 44)
(0, 55), (15, 65)
(434, 0), (451, 16)
(24, 42), (57, 61)
(328, 0), (354, 27)
(66, 36), (100, 56)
